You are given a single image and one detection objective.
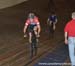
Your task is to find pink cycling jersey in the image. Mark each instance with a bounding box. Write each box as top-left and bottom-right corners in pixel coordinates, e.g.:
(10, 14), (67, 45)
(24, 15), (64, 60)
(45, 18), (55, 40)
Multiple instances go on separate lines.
(25, 16), (40, 26)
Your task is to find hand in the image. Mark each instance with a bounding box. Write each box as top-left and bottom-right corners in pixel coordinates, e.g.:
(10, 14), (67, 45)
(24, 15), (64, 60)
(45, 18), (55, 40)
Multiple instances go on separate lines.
(64, 39), (68, 45)
(24, 34), (27, 38)
(37, 34), (40, 37)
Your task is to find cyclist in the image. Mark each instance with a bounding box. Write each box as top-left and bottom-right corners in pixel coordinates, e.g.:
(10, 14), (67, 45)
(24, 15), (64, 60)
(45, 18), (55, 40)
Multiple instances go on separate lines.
(47, 12), (57, 32)
(23, 13), (41, 43)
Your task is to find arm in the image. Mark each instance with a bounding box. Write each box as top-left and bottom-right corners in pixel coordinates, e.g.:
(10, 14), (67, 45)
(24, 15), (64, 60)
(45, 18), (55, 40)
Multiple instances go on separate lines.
(64, 22), (69, 44)
(35, 17), (41, 34)
(23, 20), (29, 34)
(54, 15), (57, 24)
(35, 17), (41, 36)
(47, 18), (52, 26)
(64, 32), (68, 44)
(23, 25), (28, 34)
(23, 25), (28, 37)
(37, 24), (41, 35)
(55, 18), (57, 24)
(47, 18), (49, 25)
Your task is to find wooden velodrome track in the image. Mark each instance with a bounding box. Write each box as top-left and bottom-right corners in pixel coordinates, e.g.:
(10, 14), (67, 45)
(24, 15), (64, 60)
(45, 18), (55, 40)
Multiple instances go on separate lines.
(0, 0), (75, 66)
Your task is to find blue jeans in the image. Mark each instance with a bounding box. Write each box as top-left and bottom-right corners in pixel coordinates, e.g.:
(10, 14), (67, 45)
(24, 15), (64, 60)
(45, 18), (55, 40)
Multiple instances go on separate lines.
(68, 37), (75, 66)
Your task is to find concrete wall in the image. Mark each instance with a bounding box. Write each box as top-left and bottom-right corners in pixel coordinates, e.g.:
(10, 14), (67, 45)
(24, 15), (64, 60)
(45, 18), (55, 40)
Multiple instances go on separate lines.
(0, 0), (28, 9)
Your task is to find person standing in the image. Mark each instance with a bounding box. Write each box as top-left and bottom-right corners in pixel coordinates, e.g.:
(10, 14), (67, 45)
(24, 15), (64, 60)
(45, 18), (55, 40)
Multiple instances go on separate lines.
(64, 12), (75, 66)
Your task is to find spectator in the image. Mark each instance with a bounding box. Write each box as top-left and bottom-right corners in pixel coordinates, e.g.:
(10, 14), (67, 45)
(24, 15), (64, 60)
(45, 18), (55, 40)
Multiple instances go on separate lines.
(64, 12), (75, 66)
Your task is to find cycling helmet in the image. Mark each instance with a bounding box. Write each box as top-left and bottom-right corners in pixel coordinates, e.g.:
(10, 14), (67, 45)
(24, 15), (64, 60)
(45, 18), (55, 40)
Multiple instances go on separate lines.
(28, 13), (35, 19)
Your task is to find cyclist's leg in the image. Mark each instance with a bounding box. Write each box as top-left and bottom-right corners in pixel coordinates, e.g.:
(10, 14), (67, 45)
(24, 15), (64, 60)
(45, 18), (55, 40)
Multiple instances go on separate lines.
(29, 32), (32, 43)
(34, 26), (39, 43)
(34, 26), (40, 38)
(33, 26), (38, 35)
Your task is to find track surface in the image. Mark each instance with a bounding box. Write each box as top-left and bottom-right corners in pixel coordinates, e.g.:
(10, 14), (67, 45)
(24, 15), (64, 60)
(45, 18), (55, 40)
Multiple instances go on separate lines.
(0, 0), (75, 66)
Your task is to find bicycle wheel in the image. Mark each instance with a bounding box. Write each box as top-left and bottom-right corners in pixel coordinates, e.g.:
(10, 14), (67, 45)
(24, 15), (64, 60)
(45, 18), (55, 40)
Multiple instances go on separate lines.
(31, 31), (38, 58)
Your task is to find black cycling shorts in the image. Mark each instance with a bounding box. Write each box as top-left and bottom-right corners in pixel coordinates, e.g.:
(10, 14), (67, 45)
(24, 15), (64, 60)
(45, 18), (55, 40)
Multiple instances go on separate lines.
(28, 24), (37, 32)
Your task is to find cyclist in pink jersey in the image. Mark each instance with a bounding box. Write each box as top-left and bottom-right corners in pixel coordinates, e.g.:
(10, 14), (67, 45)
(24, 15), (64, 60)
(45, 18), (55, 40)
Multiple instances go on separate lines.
(23, 13), (41, 43)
